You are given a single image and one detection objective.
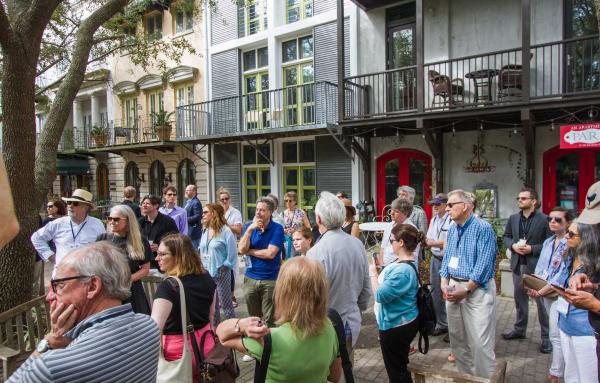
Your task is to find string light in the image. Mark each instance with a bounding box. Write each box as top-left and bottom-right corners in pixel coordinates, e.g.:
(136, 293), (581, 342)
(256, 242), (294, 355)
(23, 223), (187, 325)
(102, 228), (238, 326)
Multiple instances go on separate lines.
(479, 121), (484, 131)
(513, 124), (518, 135)
(550, 121), (555, 131)
(396, 130), (400, 137)
(452, 123), (456, 137)
(373, 129), (377, 137)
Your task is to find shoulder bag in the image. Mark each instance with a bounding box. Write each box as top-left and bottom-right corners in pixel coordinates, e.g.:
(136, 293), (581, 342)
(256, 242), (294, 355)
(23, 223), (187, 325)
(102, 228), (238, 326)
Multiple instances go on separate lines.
(156, 276), (193, 382)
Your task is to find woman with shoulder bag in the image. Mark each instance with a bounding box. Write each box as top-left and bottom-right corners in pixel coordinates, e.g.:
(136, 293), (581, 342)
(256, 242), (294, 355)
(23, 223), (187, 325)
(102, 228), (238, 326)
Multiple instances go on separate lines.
(216, 257), (342, 383)
(151, 234), (217, 383)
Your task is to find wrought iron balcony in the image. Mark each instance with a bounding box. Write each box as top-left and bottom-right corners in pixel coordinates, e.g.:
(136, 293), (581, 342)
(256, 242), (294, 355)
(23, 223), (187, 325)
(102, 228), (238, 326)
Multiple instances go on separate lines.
(176, 81), (338, 141)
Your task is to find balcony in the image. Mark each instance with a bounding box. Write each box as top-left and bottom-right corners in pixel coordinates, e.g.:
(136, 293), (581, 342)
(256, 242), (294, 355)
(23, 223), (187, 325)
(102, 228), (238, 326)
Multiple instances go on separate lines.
(343, 35), (600, 123)
(176, 81), (338, 142)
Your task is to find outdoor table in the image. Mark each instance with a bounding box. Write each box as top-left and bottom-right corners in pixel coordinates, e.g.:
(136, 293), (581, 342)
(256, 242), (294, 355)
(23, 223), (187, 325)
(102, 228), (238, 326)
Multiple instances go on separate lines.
(465, 68), (501, 103)
(359, 221), (391, 255)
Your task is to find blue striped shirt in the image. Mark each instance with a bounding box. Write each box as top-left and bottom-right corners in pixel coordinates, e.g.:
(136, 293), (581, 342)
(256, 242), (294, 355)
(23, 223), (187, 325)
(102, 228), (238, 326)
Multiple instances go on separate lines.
(8, 304), (160, 383)
(440, 214), (497, 288)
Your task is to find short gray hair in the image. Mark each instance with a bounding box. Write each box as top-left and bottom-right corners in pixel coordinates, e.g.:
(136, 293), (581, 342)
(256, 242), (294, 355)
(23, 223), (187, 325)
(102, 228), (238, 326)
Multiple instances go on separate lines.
(391, 198), (413, 217)
(397, 186), (416, 202)
(256, 197), (275, 212)
(447, 189), (475, 208)
(61, 242), (131, 301)
(315, 191), (345, 230)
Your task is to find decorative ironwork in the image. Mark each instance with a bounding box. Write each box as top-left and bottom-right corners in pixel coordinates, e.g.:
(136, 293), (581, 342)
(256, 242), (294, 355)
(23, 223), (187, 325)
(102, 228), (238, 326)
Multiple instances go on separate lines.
(464, 134), (495, 173)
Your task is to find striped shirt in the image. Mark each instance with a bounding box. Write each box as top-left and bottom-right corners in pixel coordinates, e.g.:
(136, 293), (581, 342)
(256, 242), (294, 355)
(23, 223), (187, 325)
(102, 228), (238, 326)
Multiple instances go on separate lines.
(8, 304), (160, 383)
(439, 214), (497, 289)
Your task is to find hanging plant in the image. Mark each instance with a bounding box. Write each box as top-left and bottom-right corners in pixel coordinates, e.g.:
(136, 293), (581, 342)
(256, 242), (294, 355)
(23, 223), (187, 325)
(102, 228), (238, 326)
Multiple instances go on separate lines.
(489, 143), (526, 185)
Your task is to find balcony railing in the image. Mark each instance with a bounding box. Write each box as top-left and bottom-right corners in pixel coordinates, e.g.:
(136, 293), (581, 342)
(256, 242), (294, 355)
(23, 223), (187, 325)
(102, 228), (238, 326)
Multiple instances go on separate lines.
(343, 35), (600, 120)
(176, 82), (338, 140)
(58, 127), (89, 152)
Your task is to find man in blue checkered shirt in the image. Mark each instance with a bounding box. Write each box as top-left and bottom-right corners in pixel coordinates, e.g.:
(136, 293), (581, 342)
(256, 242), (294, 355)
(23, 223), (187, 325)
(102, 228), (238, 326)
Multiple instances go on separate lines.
(440, 189), (498, 379)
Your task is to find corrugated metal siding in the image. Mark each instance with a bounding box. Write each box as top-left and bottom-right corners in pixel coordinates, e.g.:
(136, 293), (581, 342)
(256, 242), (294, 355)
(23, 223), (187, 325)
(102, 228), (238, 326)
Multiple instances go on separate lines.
(211, 50), (240, 135)
(214, 143), (242, 211)
(210, 1), (238, 45)
(314, 0), (336, 14)
(315, 135), (352, 198)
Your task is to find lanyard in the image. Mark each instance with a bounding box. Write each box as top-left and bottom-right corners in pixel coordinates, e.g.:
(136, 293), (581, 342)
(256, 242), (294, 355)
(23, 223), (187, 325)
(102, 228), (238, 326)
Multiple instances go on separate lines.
(519, 214), (533, 239)
(70, 220), (88, 242)
(546, 238), (563, 270)
(202, 229), (214, 254)
(435, 215), (450, 238)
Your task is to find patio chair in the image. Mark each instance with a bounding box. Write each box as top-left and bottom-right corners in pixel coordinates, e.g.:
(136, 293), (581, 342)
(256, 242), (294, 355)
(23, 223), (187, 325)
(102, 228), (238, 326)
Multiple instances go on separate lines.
(428, 70), (464, 108)
(497, 64), (523, 100)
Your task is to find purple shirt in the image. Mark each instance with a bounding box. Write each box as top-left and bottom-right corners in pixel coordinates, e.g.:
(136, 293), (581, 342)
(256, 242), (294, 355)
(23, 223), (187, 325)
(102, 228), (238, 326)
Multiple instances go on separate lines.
(159, 205), (188, 235)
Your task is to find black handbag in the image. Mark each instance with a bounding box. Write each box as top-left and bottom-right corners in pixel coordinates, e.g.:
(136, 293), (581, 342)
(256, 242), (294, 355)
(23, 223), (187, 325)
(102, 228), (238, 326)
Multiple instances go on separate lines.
(189, 327), (240, 383)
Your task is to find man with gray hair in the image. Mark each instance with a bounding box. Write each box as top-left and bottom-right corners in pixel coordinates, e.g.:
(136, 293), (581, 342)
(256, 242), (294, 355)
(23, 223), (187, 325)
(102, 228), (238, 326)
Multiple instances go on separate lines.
(440, 189), (498, 379)
(8, 242), (160, 382)
(238, 197), (284, 329)
(307, 191), (371, 363)
(397, 185), (428, 234)
(379, 198), (420, 267)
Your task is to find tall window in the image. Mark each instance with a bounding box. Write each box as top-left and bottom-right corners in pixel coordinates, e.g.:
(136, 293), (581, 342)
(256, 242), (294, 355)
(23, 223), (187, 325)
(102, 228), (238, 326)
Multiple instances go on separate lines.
(565, 0), (600, 92)
(282, 36), (314, 126)
(174, 6), (193, 33)
(286, 0), (313, 24)
(177, 159), (196, 206)
(149, 160), (166, 197)
(175, 83), (195, 136)
(125, 161), (140, 201)
(242, 143), (271, 220)
(147, 89), (165, 125)
(96, 163), (110, 202)
(282, 140), (316, 222)
(243, 48), (269, 130)
(122, 96), (138, 130)
(240, 0), (267, 36)
(146, 12), (163, 41)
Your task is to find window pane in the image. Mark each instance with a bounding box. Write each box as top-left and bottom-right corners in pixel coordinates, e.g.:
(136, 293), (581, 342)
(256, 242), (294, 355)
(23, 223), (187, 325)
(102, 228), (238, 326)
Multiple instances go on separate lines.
(287, 8), (300, 23)
(247, 206), (256, 219)
(303, 189), (316, 206)
(246, 76), (257, 93)
(385, 159), (399, 206)
(258, 47), (269, 68)
(247, 188), (257, 203)
(305, 1), (313, 17)
(260, 74), (269, 91)
(288, 0), (300, 5)
(300, 141), (314, 162)
(286, 168), (299, 186)
(285, 67), (298, 86)
(300, 36), (314, 58)
(243, 51), (256, 71)
(303, 168), (315, 186)
(176, 12), (184, 33)
(283, 142), (298, 163)
(408, 159), (425, 207)
(246, 170), (257, 186)
(302, 64), (314, 83)
(556, 153), (580, 213)
(282, 40), (297, 62)
(257, 144), (270, 164)
(261, 169), (271, 186)
(186, 11), (193, 30)
(243, 145), (256, 164)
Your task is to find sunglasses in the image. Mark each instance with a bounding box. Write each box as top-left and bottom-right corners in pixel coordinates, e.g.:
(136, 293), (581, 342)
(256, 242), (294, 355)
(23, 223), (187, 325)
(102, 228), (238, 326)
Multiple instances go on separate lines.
(166, 193), (176, 197)
(566, 230), (580, 238)
(389, 238), (398, 244)
(107, 216), (125, 223)
(67, 201), (80, 207)
(220, 197), (230, 202)
(47, 205), (55, 208)
(285, 199), (294, 203)
(50, 275), (92, 294)
(516, 197), (532, 201)
(447, 202), (465, 208)
(547, 216), (563, 224)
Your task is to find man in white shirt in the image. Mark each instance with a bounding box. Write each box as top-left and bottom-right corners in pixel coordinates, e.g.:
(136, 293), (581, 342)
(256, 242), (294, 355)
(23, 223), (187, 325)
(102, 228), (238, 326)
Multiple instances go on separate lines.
(31, 189), (105, 277)
(379, 198), (419, 267)
(425, 193), (452, 337)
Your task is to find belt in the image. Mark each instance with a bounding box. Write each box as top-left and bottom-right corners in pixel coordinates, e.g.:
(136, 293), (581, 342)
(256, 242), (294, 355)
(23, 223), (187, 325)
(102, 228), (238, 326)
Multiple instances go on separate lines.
(431, 253), (443, 261)
(450, 276), (469, 283)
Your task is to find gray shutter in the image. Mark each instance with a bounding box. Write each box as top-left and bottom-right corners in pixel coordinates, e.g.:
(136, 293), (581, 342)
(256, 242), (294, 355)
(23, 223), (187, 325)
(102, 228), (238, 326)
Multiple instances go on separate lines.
(314, 0), (336, 15)
(315, 135), (351, 198)
(211, 49), (240, 135)
(211, 1), (238, 45)
(237, 5), (246, 38)
(214, 143), (242, 211)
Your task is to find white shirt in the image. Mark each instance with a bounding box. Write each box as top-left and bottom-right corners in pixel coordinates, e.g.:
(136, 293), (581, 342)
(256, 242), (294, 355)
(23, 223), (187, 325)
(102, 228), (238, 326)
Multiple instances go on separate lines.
(224, 206), (243, 227)
(31, 215), (106, 274)
(426, 213), (451, 257)
(381, 218), (419, 266)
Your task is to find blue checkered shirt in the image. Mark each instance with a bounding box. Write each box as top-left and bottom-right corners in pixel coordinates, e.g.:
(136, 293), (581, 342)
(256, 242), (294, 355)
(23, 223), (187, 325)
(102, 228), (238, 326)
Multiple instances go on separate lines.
(440, 214), (497, 289)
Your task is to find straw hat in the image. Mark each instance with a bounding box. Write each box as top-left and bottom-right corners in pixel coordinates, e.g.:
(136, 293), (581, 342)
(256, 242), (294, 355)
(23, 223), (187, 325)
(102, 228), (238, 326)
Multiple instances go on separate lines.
(62, 189), (95, 208)
(341, 198), (356, 216)
(577, 181), (600, 224)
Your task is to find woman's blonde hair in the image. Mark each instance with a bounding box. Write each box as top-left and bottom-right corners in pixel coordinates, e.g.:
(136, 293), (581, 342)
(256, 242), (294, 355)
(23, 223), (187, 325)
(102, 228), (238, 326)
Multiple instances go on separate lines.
(274, 257), (328, 339)
(284, 191), (297, 203)
(203, 203), (227, 235)
(160, 234), (206, 276)
(109, 205), (145, 261)
(217, 187), (231, 199)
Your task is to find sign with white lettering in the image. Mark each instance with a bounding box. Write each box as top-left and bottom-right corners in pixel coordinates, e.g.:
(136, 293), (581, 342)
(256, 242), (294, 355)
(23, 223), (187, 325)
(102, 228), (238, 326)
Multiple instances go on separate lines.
(560, 123), (600, 149)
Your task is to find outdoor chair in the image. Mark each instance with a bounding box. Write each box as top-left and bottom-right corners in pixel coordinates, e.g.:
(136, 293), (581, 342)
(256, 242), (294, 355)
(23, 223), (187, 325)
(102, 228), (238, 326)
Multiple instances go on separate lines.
(428, 70), (464, 109)
(497, 64), (523, 100)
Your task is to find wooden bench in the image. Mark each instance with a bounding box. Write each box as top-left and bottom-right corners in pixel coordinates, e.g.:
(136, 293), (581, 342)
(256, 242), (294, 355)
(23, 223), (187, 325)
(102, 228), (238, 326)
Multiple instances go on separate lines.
(0, 296), (49, 382)
(409, 359), (507, 383)
(141, 275), (165, 308)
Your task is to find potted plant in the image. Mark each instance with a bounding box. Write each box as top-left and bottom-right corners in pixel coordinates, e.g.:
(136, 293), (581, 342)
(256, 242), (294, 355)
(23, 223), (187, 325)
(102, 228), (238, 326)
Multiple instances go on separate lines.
(150, 110), (174, 141)
(90, 124), (108, 147)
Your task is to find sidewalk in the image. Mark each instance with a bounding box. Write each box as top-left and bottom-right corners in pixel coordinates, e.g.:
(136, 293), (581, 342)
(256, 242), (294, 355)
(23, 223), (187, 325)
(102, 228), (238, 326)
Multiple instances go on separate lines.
(231, 276), (551, 383)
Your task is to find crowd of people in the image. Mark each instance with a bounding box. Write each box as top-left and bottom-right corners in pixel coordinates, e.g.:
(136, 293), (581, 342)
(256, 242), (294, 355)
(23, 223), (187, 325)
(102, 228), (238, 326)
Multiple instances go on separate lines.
(2, 175), (600, 383)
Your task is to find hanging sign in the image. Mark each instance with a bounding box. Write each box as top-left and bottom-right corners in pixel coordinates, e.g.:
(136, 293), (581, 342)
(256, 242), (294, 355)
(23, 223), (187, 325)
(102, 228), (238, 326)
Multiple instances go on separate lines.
(560, 123), (600, 149)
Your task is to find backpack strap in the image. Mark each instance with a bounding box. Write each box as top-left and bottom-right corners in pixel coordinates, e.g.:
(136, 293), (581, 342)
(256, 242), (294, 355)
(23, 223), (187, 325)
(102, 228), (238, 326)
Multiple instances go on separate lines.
(253, 333), (272, 383)
(399, 260), (420, 285)
(328, 309), (355, 383)
(398, 261), (429, 354)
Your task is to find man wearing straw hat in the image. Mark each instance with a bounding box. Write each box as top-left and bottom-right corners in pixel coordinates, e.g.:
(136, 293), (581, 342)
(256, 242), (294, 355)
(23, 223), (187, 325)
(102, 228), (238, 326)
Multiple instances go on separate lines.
(31, 189), (105, 276)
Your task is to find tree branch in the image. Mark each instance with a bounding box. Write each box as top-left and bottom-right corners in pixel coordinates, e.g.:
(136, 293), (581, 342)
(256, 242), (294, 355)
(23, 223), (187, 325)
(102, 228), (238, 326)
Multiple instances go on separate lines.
(0, 1), (14, 50)
(36, 56), (64, 77)
(92, 34), (124, 44)
(35, 74), (66, 97)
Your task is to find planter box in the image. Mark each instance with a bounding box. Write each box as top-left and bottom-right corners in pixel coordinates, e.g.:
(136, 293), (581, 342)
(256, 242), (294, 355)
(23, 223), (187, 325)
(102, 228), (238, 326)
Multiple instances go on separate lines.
(499, 258), (513, 298)
(91, 134), (108, 147)
(410, 359), (507, 383)
(155, 125), (172, 141)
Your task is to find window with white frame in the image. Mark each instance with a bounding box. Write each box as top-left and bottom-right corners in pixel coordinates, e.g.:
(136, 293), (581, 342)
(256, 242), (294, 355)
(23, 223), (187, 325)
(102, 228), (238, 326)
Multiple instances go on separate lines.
(175, 83), (195, 136)
(240, 0), (267, 36)
(286, 0), (313, 24)
(145, 12), (163, 41)
(121, 96), (138, 130)
(174, 5), (193, 34)
(243, 47), (270, 130)
(282, 35), (314, 126)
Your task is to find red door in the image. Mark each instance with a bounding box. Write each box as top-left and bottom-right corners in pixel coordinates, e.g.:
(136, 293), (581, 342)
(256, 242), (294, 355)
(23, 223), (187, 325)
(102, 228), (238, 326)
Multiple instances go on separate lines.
(542, 145), (600, 214)
(376, 149), (432, 221)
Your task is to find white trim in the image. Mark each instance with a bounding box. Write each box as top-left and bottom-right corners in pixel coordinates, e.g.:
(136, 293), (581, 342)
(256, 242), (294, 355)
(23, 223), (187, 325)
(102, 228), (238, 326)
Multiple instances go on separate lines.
(137, 74), (163, 90)
(166, 66), (197, 84)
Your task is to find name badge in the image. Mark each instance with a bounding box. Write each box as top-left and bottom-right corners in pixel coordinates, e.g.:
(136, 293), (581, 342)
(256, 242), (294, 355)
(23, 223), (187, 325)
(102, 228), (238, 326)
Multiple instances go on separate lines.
(243, 255), (252, 269)
(556, 297), (569, 315)
(448, 256), (459, 269)
(201, 253), (210, 267)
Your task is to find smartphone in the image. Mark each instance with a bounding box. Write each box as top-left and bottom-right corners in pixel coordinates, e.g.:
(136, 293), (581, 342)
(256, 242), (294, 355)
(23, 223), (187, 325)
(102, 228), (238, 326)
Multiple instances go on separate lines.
(549, 283), (566, 292)
(371, 253), (379, 265)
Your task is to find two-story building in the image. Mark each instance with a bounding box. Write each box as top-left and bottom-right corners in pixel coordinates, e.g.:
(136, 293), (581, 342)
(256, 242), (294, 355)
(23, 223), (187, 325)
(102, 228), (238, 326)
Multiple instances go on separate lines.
(339, 0), (600, 220)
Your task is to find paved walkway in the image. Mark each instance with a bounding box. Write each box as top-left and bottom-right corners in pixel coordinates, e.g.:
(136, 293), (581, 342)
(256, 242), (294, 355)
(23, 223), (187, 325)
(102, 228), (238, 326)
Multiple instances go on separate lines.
(230, 274), (552, 383)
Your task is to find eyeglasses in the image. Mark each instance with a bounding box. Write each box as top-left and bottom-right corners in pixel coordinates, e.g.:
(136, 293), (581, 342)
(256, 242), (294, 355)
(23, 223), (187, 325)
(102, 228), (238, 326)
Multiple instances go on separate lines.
(166, 193), (176, 197)
(156, 251), (171, 257)
(67, 201), (80, 207)
(220, 197), (230, 202)
(390, 238), (398, 244)
(285, 199), (294, 203)
(50, 275), (92, 294)
(547, 216), (563, 224)
(516, 197), (532, 201)
(47, 205), (55, 208)
(566, 230), (580, 238)
(447, 202), (465, 208)
(107, 216), (125, 223)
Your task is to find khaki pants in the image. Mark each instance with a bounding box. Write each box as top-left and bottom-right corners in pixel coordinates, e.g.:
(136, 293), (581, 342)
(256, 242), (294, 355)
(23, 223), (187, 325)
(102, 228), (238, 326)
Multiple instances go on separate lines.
(243, 276), (276, 327)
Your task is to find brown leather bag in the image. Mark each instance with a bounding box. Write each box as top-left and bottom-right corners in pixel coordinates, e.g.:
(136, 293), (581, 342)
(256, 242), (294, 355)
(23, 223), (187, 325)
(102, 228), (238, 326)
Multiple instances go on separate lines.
(190, 327), (239, 383)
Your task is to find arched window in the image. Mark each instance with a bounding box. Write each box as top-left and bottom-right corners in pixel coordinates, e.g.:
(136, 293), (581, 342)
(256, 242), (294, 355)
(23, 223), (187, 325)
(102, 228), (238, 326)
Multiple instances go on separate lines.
(177, 159), (196, 206)
(149, 160), (165, 197)
(124, 161), (140, 201)
(96, 163), (110, 202)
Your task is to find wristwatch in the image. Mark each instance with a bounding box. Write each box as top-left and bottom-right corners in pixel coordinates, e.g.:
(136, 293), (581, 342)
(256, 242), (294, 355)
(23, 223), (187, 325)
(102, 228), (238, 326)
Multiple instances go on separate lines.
(36, 338), (51, 354)
(234, 319), (241, 334)
(465, 287), (472, 295)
